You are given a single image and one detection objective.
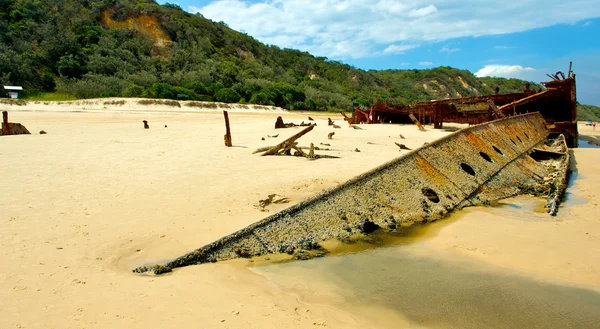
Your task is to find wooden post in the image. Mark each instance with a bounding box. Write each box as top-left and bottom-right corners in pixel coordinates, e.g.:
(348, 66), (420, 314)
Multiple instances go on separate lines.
(223, 110), (232, 147)
(2, 111), (10, 135)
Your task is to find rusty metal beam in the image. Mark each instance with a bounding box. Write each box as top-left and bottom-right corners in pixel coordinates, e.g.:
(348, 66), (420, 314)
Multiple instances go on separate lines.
(497, 89), (554, 112)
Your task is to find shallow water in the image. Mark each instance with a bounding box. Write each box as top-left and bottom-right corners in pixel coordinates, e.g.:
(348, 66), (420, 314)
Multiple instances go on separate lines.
(578, 139), (600, 149)
(252, 200), (600, 329)
(563, 171), (589, 208)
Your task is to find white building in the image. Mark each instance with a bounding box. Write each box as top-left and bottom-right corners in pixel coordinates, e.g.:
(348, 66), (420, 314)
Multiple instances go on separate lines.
(3, 86), (23, 99)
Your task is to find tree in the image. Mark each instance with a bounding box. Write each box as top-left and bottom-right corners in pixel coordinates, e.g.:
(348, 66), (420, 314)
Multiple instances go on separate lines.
(214, 88), (241, 103)
(123, 84), (144, 97)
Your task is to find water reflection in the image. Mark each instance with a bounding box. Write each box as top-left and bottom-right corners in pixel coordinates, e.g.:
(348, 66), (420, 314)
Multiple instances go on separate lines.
(578, 139), (600, 149)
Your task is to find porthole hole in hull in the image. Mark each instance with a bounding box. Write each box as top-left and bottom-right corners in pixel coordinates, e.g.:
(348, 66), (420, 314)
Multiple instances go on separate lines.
(492, 146), (504, 156)
(479, 151), (493, 162)
(461, 163), (476, 176)
(422, 188), (440, 203)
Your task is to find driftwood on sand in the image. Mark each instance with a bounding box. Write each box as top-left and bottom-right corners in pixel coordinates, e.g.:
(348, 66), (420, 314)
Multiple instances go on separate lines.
(395, 142), (411, 150)
(262, 125), (315, 155)
(253, 124), (339, 159)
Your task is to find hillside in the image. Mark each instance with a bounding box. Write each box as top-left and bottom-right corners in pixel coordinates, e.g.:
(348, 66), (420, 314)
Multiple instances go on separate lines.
(577, 104), (600, 122)
(1, 0), (542, 111)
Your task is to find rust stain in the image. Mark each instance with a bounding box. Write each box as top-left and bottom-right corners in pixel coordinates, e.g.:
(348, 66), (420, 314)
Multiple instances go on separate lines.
(462, 131), (490, 151)
(415, 157), (450, 186)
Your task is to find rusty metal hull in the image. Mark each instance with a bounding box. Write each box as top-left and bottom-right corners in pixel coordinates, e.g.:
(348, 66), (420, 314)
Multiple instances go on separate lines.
(150, 113), (560, 272)
(350, 73), (579, 147)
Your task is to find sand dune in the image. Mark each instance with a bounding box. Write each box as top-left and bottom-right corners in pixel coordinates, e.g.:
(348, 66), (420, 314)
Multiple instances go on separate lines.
(0, 97), (288, 114)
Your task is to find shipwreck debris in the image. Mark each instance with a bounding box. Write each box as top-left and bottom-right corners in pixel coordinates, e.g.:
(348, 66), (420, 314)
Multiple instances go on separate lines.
(408, 113), (425, 131)
(395, 143), (411, 150)
(257, 194), (291, 212)
(275, 116), (313, 129)
(132, 113), (574, 275)
(262, 125), (314, 156)
(344, 63), (579, 147)
(275, 116), (286, 129)
(255, 125), (338, 160)
(1, 111), (30, 136)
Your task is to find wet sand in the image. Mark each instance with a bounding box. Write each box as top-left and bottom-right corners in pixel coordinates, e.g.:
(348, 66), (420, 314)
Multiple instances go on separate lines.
(1, 106), (599, 329)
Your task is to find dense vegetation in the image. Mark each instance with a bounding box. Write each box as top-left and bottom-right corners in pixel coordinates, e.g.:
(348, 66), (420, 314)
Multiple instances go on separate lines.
(577, 104), (600, 122)
(0, 0), (545, 111)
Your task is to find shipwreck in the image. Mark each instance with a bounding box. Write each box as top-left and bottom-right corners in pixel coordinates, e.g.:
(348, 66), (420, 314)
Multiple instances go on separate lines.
(346, 65), (578, 148)
(136, 67), (577, 275)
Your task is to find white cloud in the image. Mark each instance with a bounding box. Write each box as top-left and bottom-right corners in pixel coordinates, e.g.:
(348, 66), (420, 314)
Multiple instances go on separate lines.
(419, 61), (433, 66)
(383, 44), (420, 55)
(189, 0), (600, 59)
(494, 45), (515, 49)
(440, 47), (460, 53)
(407, 5), (438, 18)
(475, 65), (536, 78)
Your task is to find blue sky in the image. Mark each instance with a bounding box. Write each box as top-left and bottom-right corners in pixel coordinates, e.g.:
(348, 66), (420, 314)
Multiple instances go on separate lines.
(158, 0), (600, 105)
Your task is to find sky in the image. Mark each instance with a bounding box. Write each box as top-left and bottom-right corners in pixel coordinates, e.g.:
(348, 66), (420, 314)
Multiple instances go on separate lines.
(158, 0), (600, 105)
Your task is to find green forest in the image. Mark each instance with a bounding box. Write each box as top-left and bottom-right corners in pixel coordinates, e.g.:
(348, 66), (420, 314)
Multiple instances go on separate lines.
(577, 104), (600, 122)
(1, 0), (596, 120)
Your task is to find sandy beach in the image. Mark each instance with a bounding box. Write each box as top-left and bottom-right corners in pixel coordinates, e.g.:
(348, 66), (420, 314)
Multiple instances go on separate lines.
(1, 102), (599, 329)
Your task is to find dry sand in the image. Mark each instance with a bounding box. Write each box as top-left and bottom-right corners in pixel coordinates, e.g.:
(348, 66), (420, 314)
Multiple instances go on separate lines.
(1, 102), (599, 329)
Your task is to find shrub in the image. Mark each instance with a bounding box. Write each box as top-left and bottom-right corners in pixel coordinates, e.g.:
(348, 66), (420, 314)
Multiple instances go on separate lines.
(137, 99), (181, 107)
(122, 84), (145, 97)
(214, 88), (241, 103)
(249, 91), (275, 106)
(56, 74), (129, 99)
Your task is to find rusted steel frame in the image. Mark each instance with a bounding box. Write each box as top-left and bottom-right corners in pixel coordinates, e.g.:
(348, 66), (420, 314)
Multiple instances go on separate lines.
(409, 92), (532, 108)
(408, 113), (425, 131)
(487, 100), (505, 119)
(497, 89), (555, 112)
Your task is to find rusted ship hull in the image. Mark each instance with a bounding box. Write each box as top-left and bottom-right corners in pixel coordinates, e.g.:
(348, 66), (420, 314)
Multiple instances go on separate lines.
(348, 72), (579, 147)
(139, 112), (570, 274)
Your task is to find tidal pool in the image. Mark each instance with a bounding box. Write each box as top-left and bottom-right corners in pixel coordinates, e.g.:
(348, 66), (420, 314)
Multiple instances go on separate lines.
(251, 205), (600, 329)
